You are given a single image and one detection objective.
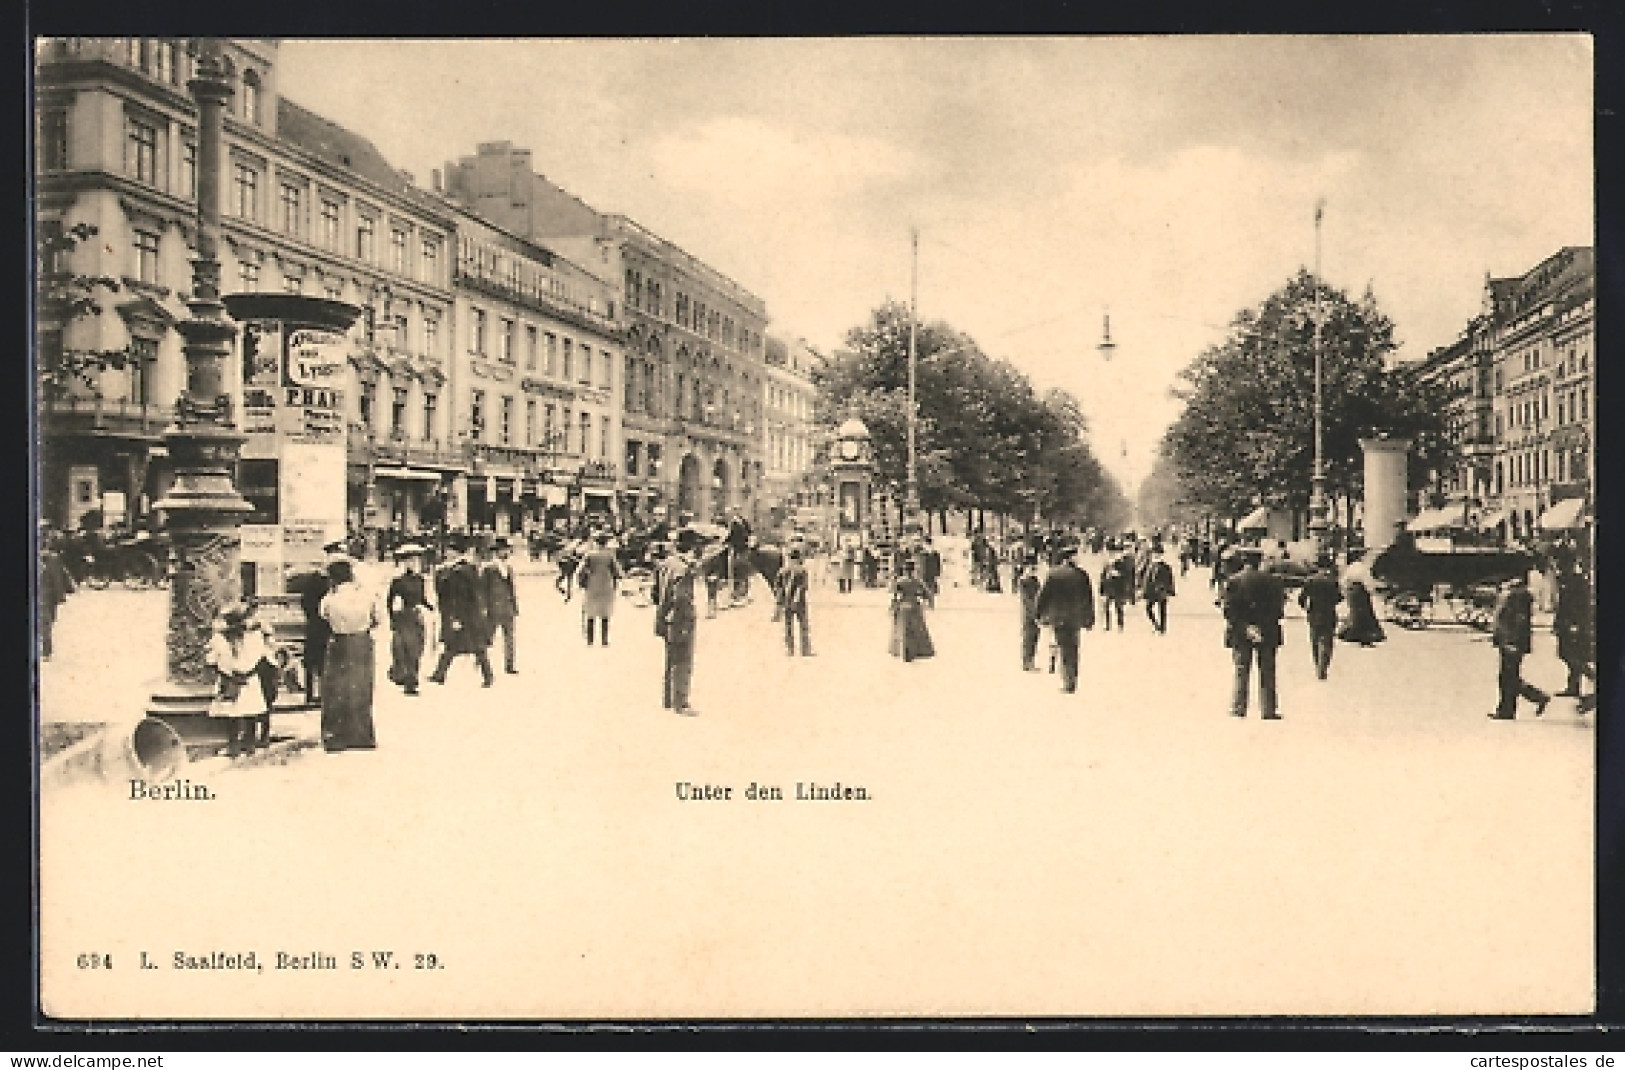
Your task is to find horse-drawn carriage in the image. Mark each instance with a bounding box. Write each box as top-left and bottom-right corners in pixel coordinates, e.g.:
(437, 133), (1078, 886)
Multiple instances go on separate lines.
(1367, 539), (1531, 631)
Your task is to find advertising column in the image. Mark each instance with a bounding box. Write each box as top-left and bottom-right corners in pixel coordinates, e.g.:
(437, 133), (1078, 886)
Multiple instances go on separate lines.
(230, 300), (356, 595)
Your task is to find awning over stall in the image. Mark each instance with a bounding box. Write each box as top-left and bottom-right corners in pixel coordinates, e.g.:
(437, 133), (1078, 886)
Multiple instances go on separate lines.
(1539, 498), (1588, 530)
(1237, 507), (1270, 531)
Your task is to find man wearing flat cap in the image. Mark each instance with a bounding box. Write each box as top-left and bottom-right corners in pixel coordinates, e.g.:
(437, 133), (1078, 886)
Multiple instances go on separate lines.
(386, 544), (434, 696)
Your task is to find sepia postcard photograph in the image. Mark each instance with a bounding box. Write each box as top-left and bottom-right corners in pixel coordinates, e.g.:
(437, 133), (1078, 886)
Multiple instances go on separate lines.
(31, 33), (1600, 1024)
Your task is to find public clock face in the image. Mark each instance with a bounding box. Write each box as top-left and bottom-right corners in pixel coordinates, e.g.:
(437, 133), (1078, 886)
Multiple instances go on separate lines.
(839, 440), (861, 461)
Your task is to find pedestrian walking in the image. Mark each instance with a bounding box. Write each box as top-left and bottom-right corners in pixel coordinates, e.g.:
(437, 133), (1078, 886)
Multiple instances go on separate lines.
(1553, 563), (1594, 709)
(1337, 579), (1386, 646)
(656, 529), (701, 715)
(205, 605), (270, 759)
(1222, 552), (1286, 719)
(38, 529), (75, 661)
(578, 530), (623, 646)
(556, 534), (583, 603)
(1141, 548), (1176, 634)
(1034, 543), (1095, 694)
(837, 544), (856, 594)
(1488, 575), (1551, 720)
(700, 541), (727, 618)
(726, 511), (753, 603)
(483, 538), (520, 672)
(291, 546), (342, 705)
(243, 598), (279, 748)
(386, 543), (433, 696)
(1297, 559), (1342, 681)
(428, 537), (494, 688)
(1099, 548), (1130, 631)
(920, 537), (942, 608)
(318, 559), (379, 752)
(777, 547), (814, 657)
(888, 557), (935, 662)
(1017, 552), (1044, 672)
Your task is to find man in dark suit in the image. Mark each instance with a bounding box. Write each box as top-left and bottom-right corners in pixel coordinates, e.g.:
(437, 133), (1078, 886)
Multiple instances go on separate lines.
(428, 537), (494, 688)
(1016, 552), (1044, 672)
(656, 528), (701, 714)
(1222, 553), (1286, 719)
(1296, 558), (1342, 681)
(1141, 547), (1176, 634)
(1034, 543), (1095, 694)
(482, 538), (520, 674)
(726, 511), (753, 601)
(776, 547), (813, 657)
(1489, 575), (1550, 720)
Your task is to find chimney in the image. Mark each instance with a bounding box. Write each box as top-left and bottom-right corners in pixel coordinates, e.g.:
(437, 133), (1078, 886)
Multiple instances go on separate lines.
(432, 168), (442, 192)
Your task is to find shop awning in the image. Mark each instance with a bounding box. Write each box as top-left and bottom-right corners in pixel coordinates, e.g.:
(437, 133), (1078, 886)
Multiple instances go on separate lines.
(373, 466), (443, 482)
(1237, 507), (1270, 531)
(1477, 509), (1508, 532)
(1539, 498), (1588, 530)
(1407, 506), (1462, 532)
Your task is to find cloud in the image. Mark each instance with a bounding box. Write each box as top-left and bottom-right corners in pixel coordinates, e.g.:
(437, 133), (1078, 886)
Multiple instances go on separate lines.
(648, 117), (921, 212)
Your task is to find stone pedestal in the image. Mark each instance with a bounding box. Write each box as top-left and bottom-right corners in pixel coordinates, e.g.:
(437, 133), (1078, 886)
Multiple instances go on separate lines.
(1360, 436), (1412, 554)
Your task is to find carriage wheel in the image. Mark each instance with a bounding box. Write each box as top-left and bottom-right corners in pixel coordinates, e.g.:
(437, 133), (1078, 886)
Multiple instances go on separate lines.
(1387, 591), (1427, 629)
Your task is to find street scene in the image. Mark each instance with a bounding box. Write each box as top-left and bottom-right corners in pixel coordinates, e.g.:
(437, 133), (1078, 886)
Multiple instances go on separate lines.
(34, 37), (1595, 1019)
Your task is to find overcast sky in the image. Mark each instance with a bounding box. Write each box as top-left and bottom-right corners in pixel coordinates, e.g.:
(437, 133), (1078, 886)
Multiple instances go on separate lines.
(277, 36), (1593, 494)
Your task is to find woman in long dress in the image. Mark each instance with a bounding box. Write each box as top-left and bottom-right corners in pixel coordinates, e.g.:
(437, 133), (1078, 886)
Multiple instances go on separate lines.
(318, 559), (379, 752)
(1337, 578), (1387, 646)
(205, 606), (270, 759)
(578, 531), (623, 646)
(889, 556), (936, 662)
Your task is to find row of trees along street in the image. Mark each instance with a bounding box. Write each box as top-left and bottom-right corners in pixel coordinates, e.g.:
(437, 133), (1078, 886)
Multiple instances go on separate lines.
(815, 301), (1131, 535)
(1140, 271), (1456, 534)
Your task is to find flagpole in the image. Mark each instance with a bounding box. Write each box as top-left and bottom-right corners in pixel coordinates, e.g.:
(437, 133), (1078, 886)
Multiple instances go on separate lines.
(905, 227), (920, 524)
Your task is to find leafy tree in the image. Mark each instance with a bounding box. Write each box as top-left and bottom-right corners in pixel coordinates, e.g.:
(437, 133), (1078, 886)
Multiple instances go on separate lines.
(37, 222), (136, 397)
(816, 301), (1129, 529)
(1163, 270), (1457, 524)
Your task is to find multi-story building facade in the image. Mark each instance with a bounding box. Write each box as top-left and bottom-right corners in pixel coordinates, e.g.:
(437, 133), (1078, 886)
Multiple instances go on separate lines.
(1415, 325), (1494, 515)
(36, 37), (460, 545)
(760, 335), (821, 521)
(441, 141), (770, 524)
(449, 207), (623, 536)
(1417, 246), (1594, 542)
(1486, 246), (1594, 540)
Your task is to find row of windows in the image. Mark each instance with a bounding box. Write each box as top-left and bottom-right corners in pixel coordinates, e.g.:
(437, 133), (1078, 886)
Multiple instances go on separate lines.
(624, 268), (762, 356)
(623, 440), (665, 479)
(456, 236), (605, 319)
(465, 306), (612, 388)
(357, 378), (441, 444)
(768, 383), (812, 420)
(1496, 445), (1589, 492)
(468, 390), (611, 458)
(103, 39), (265, 127)
(231, 159), (444, 283)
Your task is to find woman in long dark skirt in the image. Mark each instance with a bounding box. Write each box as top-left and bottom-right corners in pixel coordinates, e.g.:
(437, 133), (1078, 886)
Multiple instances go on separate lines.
(318, 559), (379, 752)
(1337, 578), (1387, 646)
(889, 557), (936, 662)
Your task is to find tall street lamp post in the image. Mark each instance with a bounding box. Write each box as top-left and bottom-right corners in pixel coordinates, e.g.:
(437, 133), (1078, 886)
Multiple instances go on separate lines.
(1308, 200), (1330, 551)
(904, 227), (920, 530)
(147, 39), (254, 727)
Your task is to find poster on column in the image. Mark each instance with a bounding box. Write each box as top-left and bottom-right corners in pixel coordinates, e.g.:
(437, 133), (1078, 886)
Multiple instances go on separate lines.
(32, 36), (1602, 1032)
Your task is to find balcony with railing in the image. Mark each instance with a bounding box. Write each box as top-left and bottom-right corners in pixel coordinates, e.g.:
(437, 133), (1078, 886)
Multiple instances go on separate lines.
(43, 395), (174, 439)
